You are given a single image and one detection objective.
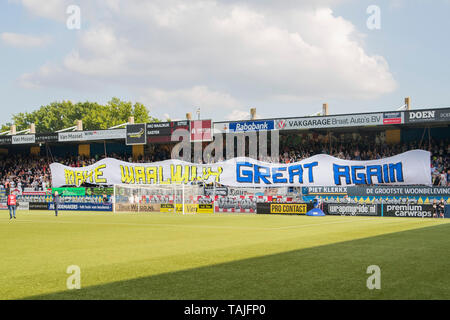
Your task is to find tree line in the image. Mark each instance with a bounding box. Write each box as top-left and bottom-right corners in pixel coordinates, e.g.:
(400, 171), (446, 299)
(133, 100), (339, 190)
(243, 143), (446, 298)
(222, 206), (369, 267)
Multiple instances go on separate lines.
(1, 98), (161, 133)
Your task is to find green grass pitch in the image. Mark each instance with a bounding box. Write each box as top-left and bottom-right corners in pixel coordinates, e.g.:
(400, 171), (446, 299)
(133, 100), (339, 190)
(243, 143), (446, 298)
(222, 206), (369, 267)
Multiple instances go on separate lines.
(1, 210), (449, 300)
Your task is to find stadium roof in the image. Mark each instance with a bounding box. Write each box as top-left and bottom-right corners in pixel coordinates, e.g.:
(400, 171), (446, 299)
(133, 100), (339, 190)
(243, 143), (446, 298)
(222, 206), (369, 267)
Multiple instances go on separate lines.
(0, 106), (448, 146)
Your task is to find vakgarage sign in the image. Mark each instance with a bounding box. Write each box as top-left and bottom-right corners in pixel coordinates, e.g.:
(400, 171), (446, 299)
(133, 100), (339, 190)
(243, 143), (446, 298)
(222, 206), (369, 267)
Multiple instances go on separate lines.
(275, 113), (386, 130)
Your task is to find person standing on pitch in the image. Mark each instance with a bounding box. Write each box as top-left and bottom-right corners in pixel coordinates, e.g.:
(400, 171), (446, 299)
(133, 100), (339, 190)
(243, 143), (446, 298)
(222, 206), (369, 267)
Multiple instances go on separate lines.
(53, 191), (61, 216)
(438, 199), (445, 218)
(432, 199), (439, 218)
(7, 191), (17, 219)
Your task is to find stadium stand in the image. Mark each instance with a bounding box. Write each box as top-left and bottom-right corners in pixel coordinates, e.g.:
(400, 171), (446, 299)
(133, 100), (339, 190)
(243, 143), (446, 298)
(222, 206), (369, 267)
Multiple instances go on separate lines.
(0, 138), (448, 190)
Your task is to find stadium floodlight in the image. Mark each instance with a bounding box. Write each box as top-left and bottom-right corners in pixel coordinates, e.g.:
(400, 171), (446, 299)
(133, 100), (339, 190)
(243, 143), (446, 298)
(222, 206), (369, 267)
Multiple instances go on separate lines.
(56, 125), (78, 133)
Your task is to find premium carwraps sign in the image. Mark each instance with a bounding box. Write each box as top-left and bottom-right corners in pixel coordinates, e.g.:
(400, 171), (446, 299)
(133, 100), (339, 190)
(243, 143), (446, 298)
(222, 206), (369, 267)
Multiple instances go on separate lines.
(50, 150), (431, 187)
(383, 204), (433, 218)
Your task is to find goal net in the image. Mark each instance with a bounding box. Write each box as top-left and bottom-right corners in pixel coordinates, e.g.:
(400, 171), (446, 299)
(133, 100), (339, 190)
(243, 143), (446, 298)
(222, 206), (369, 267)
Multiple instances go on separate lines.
(113, 184), (203, 214)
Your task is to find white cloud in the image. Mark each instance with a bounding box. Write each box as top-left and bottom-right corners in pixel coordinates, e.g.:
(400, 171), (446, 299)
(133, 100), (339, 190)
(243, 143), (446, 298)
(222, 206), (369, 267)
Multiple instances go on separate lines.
(1, 32), (51, 48)
(18, 0), (397, 119)
(226, 109), (250, 121)
(139, 86), (243, 116)
(17, 0), (70, 21)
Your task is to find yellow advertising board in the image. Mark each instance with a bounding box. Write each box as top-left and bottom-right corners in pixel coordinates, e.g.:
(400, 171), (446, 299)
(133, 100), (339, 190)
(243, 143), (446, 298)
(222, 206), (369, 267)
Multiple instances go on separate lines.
(197, 204), (214, 213)
(160, 203), (175, 213)
(269, 203), (308, 215)
(175, 204), (198, 213)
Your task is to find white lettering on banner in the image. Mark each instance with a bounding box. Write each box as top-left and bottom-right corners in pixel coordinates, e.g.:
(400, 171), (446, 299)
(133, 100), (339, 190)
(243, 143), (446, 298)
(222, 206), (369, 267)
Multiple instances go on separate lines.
(308, 187), (348, 194)
(410, 111), (435, 120)
(236, 122), (268, 131)
(50, 150), (431, 188)
(385, 204), (432, 217)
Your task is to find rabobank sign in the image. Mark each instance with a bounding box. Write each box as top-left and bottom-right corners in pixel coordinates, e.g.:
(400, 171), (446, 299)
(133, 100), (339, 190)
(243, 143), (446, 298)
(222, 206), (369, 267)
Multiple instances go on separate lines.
(228, 120), (274, 132)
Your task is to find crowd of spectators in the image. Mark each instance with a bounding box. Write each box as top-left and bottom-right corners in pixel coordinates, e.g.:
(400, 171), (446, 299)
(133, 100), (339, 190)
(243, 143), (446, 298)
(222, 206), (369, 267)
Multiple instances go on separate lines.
(0, 155), (51, 191)
(0, 135), (448, 190)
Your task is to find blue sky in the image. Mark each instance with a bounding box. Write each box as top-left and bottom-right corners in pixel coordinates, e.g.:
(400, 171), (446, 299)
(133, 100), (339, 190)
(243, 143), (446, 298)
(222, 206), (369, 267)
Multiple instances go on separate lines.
(0, 0), (449, 125)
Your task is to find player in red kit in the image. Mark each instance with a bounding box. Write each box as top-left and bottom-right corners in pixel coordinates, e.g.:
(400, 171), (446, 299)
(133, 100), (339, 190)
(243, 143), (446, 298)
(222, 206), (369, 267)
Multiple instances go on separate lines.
(7, 192), (17, 220)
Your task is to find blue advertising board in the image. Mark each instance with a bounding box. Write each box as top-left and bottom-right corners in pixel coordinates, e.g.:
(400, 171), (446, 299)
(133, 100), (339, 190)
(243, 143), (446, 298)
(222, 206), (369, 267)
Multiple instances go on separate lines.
(228, 120), (274, 132)
(48, 202), (112, 212)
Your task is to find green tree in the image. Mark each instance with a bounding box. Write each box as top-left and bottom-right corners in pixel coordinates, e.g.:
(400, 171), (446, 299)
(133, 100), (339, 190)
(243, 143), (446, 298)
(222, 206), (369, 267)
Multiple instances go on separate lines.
(2, 98), (159, 133)
(1, 122), (12, 133)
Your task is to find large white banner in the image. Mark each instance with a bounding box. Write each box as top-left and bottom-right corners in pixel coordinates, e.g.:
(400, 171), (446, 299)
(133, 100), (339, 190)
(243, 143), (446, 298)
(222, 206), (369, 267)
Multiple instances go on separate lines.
(50, 150), (431, 187)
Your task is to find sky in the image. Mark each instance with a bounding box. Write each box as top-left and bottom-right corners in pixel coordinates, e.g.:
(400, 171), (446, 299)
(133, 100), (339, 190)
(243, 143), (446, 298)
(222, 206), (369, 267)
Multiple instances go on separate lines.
(0, 0), (449, 125)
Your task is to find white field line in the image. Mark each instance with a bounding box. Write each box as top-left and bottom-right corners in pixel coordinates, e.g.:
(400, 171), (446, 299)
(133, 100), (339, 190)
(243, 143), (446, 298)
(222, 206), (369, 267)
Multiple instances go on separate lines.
(1, 215), (440, 231)
(271, 217), (408, 230)
(0, 218), (274, 230)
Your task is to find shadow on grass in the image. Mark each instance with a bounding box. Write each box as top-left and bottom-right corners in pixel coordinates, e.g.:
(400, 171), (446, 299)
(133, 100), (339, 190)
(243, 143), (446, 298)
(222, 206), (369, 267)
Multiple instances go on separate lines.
(26, 223), (450, 300)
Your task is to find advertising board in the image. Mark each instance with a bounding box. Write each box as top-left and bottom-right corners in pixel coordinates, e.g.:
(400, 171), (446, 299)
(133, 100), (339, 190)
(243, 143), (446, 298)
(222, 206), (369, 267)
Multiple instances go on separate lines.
(257, 202), (312, 215)
(325, 203), (380, 216)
